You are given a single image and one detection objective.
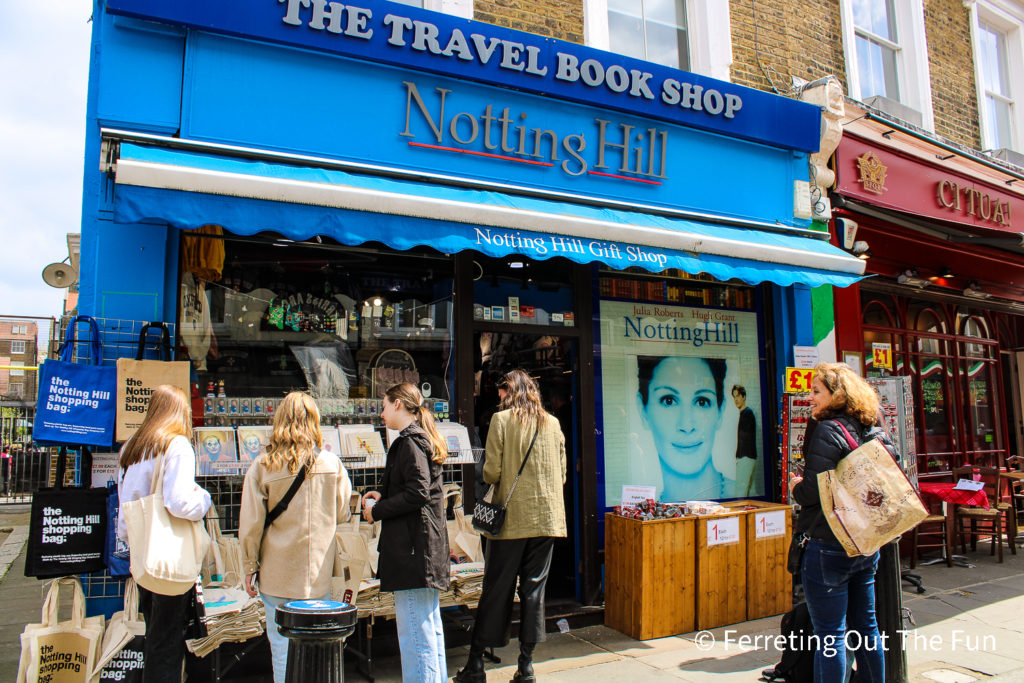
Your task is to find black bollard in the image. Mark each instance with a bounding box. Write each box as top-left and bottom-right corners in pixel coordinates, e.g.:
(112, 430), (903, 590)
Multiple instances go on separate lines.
(276, 599), (358, 683)
(875, 541), (908, 683)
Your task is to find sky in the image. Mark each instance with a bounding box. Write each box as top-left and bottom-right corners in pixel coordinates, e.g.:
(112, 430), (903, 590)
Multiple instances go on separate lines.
(0, 4), (93, 345)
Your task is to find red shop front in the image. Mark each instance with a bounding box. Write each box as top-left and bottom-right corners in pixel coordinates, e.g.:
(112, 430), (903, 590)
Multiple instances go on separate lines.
(830, 111), (1024, 477)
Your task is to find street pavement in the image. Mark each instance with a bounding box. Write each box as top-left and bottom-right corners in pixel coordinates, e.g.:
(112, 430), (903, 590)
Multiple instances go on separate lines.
(1, 505), (1022, 682)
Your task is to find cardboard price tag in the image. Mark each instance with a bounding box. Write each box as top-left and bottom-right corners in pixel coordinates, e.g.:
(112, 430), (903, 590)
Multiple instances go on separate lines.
(706, 516), (741, 546)
(755, 510), (787, 538)
(872, 343), (892, 370)
(784, 367), (814, 393)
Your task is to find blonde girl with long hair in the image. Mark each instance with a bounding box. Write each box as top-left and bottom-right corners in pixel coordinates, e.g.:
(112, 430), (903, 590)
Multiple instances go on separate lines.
(361, 383), (450, 683)
(456, 369), (567, 683)
(238, 392), (353, 683)
(117, 384), (211, 683)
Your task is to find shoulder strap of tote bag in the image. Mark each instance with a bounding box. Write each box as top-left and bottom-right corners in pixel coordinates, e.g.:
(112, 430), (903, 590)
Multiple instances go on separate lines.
(834, 420), (860, 452)
(264, 466), (307, 530)
(501, 421), (541, 508)
(59, 315), (102, 365)
(135, 322), (172, 361)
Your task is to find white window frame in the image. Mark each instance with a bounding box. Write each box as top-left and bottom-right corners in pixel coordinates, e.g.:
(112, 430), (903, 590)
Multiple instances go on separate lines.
(387, 0), (472, 19)
(9, 361), (24, 377)
(967, 0), (1024, 153)
(11, 325), (26, 335)
(583, 0), (733, 81)
(11, 341), (26, 354)
(840, 0), (934, 130)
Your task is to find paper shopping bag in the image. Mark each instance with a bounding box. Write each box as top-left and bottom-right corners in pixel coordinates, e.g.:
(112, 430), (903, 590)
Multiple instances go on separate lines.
(115, 322), (189, 443)
(18, 577), (104, 683)
(444, 485), (482, 564)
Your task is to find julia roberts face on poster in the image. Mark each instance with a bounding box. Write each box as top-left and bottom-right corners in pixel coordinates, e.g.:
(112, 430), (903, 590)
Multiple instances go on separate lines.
(636, 356), (726, 479)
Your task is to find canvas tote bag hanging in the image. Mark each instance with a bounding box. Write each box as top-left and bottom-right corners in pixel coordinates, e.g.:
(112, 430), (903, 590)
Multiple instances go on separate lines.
(25, 447), (108, 578)
(89, 579), (145, 683)
(818, 421), (929, 557)
(33, 315), (117, 448)
(123, 451), (211, 595)
(17, 577), (105, 683)
(115, 322), (190, 443)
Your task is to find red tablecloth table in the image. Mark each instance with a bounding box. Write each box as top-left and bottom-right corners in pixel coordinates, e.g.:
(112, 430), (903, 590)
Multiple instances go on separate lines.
(918, 482), (990, 563)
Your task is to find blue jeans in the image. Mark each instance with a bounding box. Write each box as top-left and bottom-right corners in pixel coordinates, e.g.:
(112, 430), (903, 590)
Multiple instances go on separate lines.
(801, 540), (884, 683)
(261, 591), (329, 683)
(394, 587), (446, 683)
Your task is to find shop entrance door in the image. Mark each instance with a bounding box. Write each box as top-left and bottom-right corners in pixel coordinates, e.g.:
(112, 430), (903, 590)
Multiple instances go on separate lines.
(473, 331), (581, 601)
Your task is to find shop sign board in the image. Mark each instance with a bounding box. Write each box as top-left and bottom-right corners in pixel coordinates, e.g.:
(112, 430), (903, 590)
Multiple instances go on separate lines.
(754, 510), (787, 538)
(598, 300), (764, 504)
(105, 0), (820, 154)
(835, 135), (1024, 234)
(706, 516), (741, 546)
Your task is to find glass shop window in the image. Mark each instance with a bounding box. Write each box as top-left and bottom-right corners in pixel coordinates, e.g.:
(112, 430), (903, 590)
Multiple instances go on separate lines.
(471, 255), (575, 327)
(178, 230), (454, 426)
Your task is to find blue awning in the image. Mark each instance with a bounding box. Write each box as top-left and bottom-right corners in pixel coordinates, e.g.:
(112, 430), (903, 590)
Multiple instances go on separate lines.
(108, 140), (865, 288)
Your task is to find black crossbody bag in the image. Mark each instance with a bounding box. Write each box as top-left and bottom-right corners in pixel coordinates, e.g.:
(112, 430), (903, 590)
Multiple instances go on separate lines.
(472, 425), (539, 535)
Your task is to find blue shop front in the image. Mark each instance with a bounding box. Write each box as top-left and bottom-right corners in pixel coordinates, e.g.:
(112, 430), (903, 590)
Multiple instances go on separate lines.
(80, 0), (863, 605)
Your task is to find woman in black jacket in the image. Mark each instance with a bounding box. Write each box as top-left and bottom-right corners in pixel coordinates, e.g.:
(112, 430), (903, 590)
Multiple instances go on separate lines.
(788, 362), (887, 683)
(362, 383), (451, 683)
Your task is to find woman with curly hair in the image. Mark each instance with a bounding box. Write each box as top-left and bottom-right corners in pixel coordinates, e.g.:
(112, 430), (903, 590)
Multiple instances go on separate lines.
(239, 391), (352, 683)
(788, 362), (888, 682)
(456, 369), (567, 683)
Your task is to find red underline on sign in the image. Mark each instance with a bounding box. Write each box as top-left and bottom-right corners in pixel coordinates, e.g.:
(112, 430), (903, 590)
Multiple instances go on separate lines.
(588, 170), (662, 185)
(408, 142), (555, 167)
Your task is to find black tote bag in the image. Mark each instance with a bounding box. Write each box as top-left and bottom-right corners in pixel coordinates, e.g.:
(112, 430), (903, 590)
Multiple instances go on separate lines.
(25, 447), (109, 578)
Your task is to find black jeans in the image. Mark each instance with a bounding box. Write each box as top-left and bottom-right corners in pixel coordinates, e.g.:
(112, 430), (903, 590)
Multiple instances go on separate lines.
(137, 585), (193, 683)
(471, 537), (554, 648)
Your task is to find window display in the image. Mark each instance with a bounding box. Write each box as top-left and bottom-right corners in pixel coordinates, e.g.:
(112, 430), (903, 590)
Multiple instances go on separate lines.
(177, 235), (455, 451)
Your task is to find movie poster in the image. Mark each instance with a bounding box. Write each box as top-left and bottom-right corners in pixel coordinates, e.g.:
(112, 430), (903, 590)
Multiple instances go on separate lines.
(598, 300), (764, 505)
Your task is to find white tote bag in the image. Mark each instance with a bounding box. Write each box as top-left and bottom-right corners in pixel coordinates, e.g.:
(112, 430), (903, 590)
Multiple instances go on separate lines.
(123, 452), (211, 595)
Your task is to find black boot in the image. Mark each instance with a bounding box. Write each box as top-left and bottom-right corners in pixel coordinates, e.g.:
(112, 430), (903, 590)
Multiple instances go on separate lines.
(455, 645), (486, 683)
(511, 642), (536, 683)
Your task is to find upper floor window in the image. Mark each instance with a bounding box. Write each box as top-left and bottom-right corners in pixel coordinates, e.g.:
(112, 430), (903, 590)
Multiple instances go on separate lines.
(853, 0), (899, 100)
(387, 0), (472, 19)
(608, 0), (689, 70)
(840, 0), (933, 130)
(584, 0), (732, 80)
(11, 341), (26, 354)
(971, 3), (1023, 153)
(10, 324), (27, 335)
(9, 361), (24, 377)
(978, 23), (1013, 150)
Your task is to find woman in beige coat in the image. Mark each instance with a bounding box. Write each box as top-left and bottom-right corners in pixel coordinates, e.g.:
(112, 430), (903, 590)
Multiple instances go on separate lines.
(239, 392), (352, 683)
(456, 370), (566, 683)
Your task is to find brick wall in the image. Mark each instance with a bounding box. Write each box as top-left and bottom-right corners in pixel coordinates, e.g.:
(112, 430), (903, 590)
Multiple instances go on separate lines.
(473, 0), (584, 43)
(924, 0), (981, 148)
(729, 1), (847, 95)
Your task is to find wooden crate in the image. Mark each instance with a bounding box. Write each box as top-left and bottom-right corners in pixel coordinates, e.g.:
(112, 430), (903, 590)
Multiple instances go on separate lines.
(695, 511), (747, 630)
(604, 513), (696, 640)
(724, 500), (794, 620)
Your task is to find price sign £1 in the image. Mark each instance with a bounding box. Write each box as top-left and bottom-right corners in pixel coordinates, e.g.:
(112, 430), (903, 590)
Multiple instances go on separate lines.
(754, 510), (787, 539)
(706, 516), (741, 546)
(872, 343), (892, 370)
(784, 367), (814, 393)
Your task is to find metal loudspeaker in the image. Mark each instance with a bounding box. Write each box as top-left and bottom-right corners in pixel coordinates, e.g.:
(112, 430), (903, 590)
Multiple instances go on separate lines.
(42, 262), (79, 289)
